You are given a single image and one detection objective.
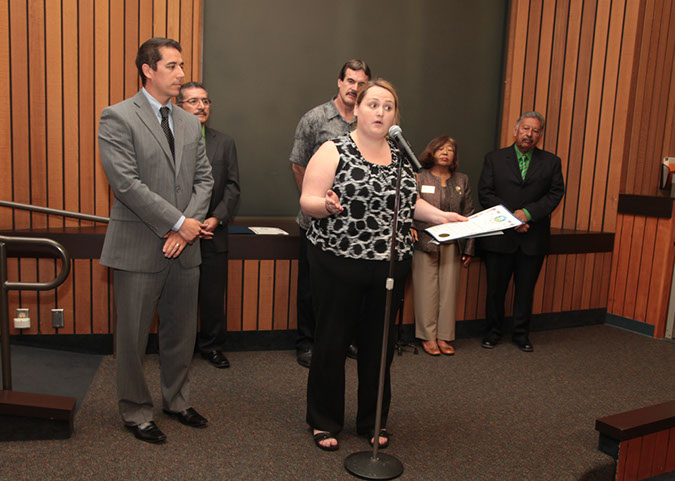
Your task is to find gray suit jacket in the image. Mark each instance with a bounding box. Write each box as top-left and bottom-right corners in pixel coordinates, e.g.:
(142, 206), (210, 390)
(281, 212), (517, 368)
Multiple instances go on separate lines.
(98, 90), (214, 272)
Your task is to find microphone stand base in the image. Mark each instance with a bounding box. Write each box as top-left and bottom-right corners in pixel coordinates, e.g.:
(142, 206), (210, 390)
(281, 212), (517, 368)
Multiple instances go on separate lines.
(344, 451), (404, 480)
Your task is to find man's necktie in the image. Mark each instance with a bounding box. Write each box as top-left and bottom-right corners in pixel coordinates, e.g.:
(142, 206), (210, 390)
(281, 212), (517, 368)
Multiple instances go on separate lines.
(519, 155), (528, 180)
(160, 106), (175, 160)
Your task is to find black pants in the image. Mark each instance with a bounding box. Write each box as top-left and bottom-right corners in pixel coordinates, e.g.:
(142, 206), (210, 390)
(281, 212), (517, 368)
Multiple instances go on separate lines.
(197, 250), (228, 352)
(306, 243), (411, 434)
(483, 249), (545, 343)
(296, 228), (316, 351)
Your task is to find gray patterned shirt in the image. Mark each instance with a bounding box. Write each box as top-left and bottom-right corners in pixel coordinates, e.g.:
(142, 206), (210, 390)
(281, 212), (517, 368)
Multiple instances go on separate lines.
(290, 99), (355, 229)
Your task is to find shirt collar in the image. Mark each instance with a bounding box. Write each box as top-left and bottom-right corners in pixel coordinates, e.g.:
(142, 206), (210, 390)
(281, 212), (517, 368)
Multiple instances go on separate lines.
(514, 144), (533, 161)
(141, 87), (173, 121)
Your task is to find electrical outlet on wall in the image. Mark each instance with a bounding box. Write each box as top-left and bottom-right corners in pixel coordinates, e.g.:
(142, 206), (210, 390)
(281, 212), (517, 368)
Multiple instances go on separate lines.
(52, 309), (64, 329)
(14, 308), (30, 329)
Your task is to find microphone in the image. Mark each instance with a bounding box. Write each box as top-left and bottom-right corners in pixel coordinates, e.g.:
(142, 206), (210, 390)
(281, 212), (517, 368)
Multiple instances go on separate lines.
(388, 125), (422, 173)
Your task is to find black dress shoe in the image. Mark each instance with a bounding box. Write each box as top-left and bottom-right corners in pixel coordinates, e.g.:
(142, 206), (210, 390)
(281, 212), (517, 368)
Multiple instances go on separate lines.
(202, 350), (230, 369)
(125, 421), (167, 444)
(346, 343), (358, 359)
(513, 339), (534, 352)
(481, 338), (497, 349)
(297, 348), (312, 368)
(163, 407), (208, 428)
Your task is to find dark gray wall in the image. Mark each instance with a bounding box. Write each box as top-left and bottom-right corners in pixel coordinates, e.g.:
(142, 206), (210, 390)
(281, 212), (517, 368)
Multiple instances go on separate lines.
(203, 0), (507, 216)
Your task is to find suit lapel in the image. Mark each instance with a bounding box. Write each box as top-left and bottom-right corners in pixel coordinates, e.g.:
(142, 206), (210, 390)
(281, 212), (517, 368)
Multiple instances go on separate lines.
(506, 145), (522, 181)
(173, 110), (184, 177)
(524, 148), (541, 182)
(132, 91), (176, 171)
(205, 127), (216, 165)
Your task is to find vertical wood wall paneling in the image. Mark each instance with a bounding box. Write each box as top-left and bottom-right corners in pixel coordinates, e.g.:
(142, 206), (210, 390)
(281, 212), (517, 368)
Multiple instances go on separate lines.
(45, 0), (64, 228)
(0, 0), (11, 229)
(94, 0), (110, 218)
(153, 0), (167, 37)
(643, 3), (675, 195)
(288, 260), (298, 329)
(500, 0), (529, 146)
(180, 0), (193, 81)
(575, 0), (610, 231)
(139, 0), (153, 45)
(74, 259), (92, 334)
(454, 262), (469, 321)
(79, 0), (95, 228)
(124, 0), (139, 99)
(62, 0), (79, 228)
(534, 0), (555, 117)
(242, 260), (259, 331)
(192, 0), (202, 80)
(91, 262), (110, 333)
(634, 226), (658, 323)
(28, 1), (46, 229)
(273, 260), (290, 330)
(606, 0), (644, 233)
(109, 3), (124, 105)
(227, 260), (243, 331)
(10, 1), (30, 229)
(542, 0), (570, 158)
(561, 0), (597, 231)
(166, 0), (180, 41)
(623, 216), (646, 319)
(257, 260), (274, 331)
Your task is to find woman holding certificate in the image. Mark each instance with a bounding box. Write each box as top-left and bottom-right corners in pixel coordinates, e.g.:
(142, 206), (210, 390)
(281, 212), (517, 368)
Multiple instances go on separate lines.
(412, 136), (475, 357)
(300, 81), (466, 451)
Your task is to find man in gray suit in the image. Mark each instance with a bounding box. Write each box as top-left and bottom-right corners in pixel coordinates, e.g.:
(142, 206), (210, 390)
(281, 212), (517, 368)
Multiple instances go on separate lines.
(98, 37), (214, 444)
(177, 82), (240, 369)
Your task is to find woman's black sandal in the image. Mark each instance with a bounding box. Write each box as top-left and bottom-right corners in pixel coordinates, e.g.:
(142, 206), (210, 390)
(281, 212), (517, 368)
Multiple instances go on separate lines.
(367, 429), (391, 449)
(313, 431), (339, 451)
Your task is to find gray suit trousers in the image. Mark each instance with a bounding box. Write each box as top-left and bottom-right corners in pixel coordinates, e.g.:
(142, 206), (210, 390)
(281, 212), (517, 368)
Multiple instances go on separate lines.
(114, 262), (199, 425)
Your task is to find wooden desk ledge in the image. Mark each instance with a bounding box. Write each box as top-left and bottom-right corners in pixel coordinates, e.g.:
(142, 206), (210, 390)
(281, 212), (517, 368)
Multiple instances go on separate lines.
(596, 400), (675, 442)
(595, 400), (675, 480)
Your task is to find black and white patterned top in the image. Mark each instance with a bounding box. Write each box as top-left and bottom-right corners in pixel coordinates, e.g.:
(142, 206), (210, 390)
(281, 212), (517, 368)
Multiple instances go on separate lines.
(307, 134), (418, 261)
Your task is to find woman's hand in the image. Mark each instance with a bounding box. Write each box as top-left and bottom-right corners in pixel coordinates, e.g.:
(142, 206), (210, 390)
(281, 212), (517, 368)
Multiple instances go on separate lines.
(439, 211), (468, 224)
(325, 190), (344, 215)
(410, 227), (418, 243)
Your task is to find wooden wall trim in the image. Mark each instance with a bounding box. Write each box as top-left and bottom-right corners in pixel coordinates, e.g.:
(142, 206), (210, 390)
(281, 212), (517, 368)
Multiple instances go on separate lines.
(617, 194), (674, 218)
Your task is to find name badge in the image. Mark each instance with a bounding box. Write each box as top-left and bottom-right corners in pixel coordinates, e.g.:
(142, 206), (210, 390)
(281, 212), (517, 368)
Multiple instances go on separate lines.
(421, 185), (435, 194)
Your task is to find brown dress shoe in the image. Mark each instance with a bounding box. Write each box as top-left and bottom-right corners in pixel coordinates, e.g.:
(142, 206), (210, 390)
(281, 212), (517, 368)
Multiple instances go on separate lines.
(421, 340), (440, 356)
(437, 340), (455, 356)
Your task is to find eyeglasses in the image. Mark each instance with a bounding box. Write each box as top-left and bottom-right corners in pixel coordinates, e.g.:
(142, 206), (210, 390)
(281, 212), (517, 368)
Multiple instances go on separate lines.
(184, 98), (211, 106)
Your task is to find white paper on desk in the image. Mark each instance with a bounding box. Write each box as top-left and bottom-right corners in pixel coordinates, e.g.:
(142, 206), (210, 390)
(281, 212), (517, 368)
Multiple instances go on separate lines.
(248, 227), (289, 235)
(424, 205), (522, 242)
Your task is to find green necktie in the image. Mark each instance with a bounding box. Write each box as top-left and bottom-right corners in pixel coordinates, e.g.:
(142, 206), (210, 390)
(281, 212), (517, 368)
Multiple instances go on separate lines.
(519, 155), (528, 180)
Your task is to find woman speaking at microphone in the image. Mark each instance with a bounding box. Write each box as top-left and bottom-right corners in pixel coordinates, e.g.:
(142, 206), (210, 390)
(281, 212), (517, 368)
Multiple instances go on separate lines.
(300, 79), (466, 451)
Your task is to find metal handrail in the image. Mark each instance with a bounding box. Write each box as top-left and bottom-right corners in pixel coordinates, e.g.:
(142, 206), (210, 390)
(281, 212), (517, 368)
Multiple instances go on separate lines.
(1, 235), (71, 390)
(0, 200), (109, 224)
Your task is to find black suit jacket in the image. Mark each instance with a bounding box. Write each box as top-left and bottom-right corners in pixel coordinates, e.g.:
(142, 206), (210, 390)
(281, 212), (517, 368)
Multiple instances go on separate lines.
(201, 126), (240, 254)
(477, 144), (564, 256)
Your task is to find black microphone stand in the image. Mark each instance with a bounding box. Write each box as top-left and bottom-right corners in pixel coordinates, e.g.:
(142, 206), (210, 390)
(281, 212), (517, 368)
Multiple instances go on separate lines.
(344, 144), (411, 480)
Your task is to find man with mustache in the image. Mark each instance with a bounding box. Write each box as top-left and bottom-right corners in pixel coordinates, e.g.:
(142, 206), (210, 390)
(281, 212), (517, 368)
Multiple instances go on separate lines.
(477, 111), (565, 352)
(290, 59), (371, 367)
(177, 82), (240, 370)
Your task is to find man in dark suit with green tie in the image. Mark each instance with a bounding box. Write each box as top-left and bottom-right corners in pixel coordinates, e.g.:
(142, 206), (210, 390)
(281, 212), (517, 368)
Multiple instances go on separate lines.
(177, 82), (240, 369)
(478, 111), (565, 352)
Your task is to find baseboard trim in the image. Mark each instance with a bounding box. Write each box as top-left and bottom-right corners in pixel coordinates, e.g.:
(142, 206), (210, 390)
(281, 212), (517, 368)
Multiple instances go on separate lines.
(604, 314), (655, 337)
(9, 308), (609, 355)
